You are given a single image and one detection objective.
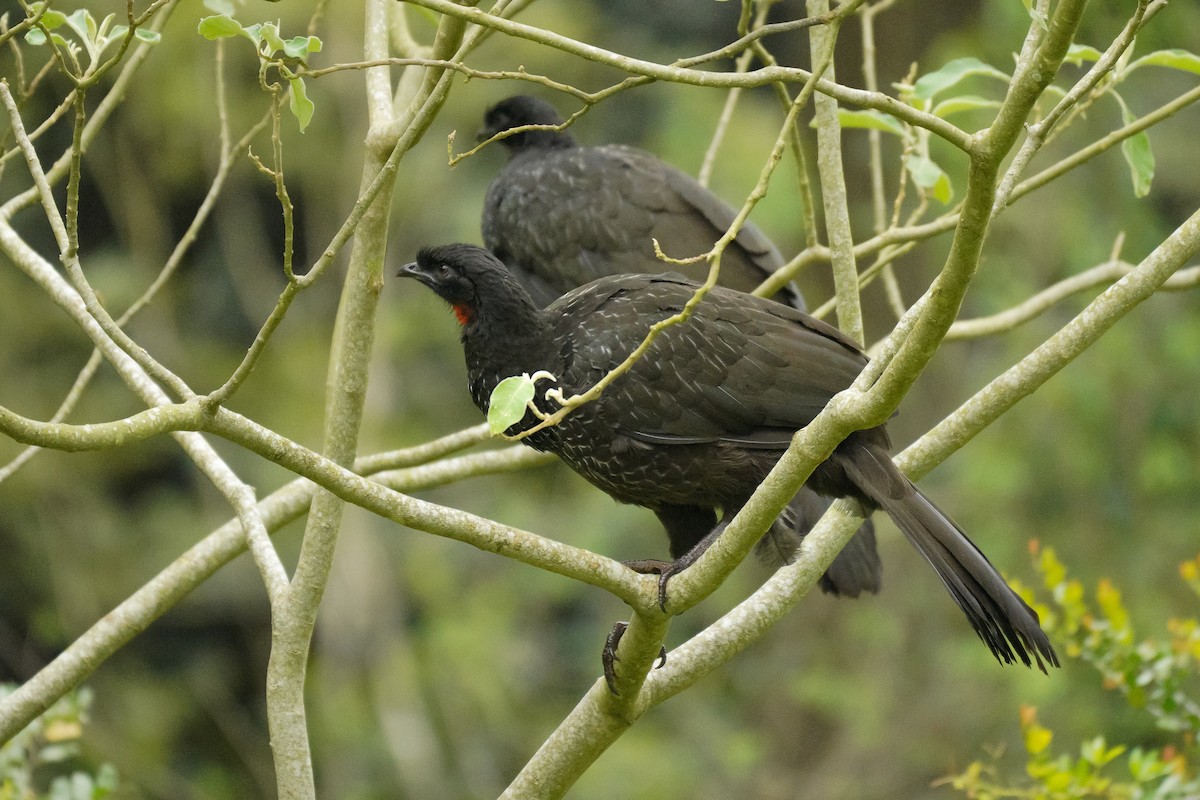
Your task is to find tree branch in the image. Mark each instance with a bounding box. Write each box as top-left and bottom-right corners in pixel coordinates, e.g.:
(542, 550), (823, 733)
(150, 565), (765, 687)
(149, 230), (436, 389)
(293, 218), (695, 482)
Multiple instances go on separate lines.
(400, 0), (973, 150)
(0, 435), (552, 745)
(509, 200), (1200, 797)
(807, 0), (862, 342)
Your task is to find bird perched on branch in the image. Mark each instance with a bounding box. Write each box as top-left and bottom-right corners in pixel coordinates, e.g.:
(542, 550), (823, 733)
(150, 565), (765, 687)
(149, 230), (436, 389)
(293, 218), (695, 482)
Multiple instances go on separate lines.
(478, 94), (807, 310)
(478, 94), (881, 599)
(399, 243), (1059, 678)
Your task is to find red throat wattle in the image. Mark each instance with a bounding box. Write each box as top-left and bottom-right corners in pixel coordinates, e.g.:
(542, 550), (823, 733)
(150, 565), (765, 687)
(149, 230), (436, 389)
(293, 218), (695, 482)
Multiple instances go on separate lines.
(452, 304), (473, 325)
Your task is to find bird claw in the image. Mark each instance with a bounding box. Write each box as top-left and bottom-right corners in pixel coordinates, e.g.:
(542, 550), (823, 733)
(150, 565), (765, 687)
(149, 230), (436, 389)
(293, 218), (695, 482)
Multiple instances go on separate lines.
(621, 558), (683, 612)
(602, 620), (667, 695)
(655, 569), (680, 612)
(602, 621), (627, 694)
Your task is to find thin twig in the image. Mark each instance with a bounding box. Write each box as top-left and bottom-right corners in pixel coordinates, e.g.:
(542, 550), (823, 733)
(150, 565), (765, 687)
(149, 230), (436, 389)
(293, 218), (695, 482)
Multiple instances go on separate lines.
(402, 0), (973, 152)
(993, 0), (1165, 216)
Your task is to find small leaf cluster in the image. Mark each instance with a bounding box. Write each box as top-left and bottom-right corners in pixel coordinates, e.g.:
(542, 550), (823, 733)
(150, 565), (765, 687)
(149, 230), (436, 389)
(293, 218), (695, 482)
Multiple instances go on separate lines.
(945, 546), (1200, 798)
(946, 704), (1195, 799)
(23, 4), (159, 73)
(0, 686), (117, 800)
(835, 43), (1200, 204)
(197, 7), (322, 131)
(1034, 546), (1200, 734)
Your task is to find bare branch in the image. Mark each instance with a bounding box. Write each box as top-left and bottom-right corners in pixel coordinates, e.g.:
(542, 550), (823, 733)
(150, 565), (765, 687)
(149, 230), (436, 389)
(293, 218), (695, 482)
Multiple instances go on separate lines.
(401, 0), (974, 151)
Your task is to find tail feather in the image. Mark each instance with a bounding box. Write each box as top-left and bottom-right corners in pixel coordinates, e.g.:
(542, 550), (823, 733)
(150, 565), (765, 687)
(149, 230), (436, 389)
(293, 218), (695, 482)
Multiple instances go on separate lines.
(817, 521), (881, 598)
(842, 443), (1058, 672)
(754, 491), (883, 597)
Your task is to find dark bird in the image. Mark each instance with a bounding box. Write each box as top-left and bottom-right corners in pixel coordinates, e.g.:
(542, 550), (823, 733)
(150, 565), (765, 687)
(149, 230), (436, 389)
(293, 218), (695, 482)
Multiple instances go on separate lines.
(398, 244), (1059, 677)
(479, 94), (880, 600)
(478, 94), (806, 310)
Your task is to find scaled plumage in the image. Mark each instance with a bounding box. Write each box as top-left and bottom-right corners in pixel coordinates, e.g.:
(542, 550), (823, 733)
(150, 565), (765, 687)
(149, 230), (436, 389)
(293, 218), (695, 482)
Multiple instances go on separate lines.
(479, 95), (806, 310)
(478, 95), (880, 597)
(399, 244), (1059, 672)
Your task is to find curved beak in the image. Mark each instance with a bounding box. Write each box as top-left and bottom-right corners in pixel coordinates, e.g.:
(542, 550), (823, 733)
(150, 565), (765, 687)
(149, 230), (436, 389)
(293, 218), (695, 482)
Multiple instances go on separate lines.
(396, 261), (422, 280)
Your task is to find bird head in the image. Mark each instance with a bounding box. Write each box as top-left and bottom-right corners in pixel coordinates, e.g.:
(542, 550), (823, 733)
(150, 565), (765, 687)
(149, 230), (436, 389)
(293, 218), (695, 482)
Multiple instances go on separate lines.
(398, 244), (536, 328)
(477, 95), (574, 153)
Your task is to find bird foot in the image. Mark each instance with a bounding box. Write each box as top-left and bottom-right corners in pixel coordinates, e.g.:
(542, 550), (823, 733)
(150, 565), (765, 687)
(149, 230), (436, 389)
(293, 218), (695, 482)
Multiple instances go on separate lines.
(621, 558), (673, 575)
(602, 621), (668, 695)
(621, 557), (693, 611)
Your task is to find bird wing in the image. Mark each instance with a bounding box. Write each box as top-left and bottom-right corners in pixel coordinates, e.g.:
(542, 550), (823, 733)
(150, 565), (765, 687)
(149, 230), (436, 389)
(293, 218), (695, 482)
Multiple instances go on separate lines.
(603, 145), (806, 310)
(550, 275), (865, 447)
(482, 147), (657, 293)
(482, 144), (804, 308)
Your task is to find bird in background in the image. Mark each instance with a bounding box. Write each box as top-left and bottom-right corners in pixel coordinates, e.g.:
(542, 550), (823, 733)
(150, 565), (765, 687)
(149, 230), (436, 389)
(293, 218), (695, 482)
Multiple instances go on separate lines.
(398, 244), (1059, 683)
(478, 94), (807, 310)
(478, 94), (882, 600)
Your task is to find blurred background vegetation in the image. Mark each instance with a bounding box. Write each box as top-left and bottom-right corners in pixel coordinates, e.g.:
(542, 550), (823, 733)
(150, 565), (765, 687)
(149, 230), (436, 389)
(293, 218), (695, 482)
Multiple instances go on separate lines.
(1, 0), (1198, 797)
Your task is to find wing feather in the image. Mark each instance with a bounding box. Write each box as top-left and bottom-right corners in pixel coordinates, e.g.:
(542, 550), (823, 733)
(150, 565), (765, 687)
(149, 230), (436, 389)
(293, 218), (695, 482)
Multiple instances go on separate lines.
(549, 275), (867, 448)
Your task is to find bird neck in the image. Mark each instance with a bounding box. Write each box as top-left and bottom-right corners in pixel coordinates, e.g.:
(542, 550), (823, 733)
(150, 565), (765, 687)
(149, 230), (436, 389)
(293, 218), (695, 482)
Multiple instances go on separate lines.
(507, 128), (575, 155)
(460, 290), (560, 413)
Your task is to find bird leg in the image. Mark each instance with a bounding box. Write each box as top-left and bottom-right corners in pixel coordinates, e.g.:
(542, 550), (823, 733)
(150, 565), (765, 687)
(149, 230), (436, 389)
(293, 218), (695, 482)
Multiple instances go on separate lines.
(638, 505), (727, 611)
(626, 518), (731, 611)
(601, 620), (667, 695)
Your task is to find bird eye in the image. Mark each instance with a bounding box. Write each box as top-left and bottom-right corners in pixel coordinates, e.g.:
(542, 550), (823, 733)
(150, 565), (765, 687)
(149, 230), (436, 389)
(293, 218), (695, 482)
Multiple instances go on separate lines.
(437, 264), (452, 277)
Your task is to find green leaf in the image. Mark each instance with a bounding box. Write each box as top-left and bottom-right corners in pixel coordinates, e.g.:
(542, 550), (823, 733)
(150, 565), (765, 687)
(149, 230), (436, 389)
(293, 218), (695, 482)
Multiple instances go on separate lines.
(1117, 99), (1154, 197)
(64, 8), (94, 43)
(203, 0), (236, 13)
(1023, 720), (1053, 755)
(931, 94), (1002, 118)
(95, 762), (120, 794)
(905, 155), (954, 204)
(35, 7), (68, 29)
(1065, 43), (1104, 66)
(283, 34), (322, 59)
(25, 27), (71, 49)
(488, 375), (537, 435)
(1128, 48), (1200, 76)
(1080, 735), (1125, 767)
(912, 57), (1010, 101)
(930, 173), (954, 204)
(241, 22), (264, 44)
(288, 78), (315, 131)
(831, 109), (905, 136)
(259, 21), (285, 54)
(107, 21), (160, 45)
(197, 14), (245, 40)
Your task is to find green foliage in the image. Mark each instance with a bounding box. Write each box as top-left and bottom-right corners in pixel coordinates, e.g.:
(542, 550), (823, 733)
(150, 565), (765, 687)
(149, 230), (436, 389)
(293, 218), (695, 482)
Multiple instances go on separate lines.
(946, 704), (1197, 799)
(1033, 546), (1200, 733)
(1126, 49), (1200, 76)
(842, 41), (1200, 205)
(1115, 96), (1155, 199)
(2, 1), (1197, 796)
(907, 57), (1012, 103)
(23, 5), (159, 65)
(0, 687), (117, 800)
(904, 153), (954, 204)
(196, 13), (322, 131)
(487, 371), (557, 435)
(946, 548), (1200, 797)
(832, 109), (907, 136)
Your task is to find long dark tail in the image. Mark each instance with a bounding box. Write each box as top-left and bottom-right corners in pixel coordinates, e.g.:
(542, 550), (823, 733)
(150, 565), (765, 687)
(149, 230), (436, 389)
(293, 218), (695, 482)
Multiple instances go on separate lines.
(841, 440), (1059, 672)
